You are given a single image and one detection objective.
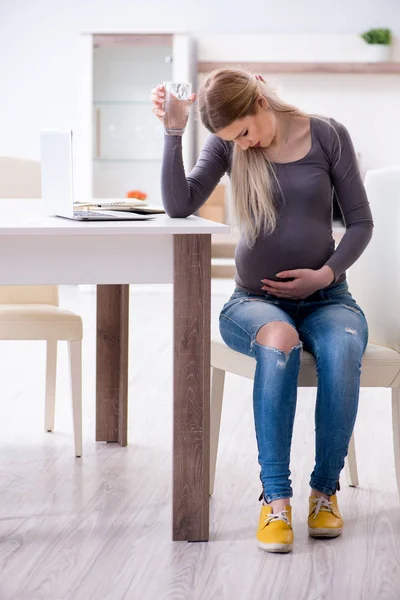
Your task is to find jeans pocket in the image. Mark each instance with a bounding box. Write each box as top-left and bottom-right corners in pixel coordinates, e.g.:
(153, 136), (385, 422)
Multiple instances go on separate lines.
(221, 293), (276, 319)
(324, 281), (352, 300)
(220, 291), (248, 317)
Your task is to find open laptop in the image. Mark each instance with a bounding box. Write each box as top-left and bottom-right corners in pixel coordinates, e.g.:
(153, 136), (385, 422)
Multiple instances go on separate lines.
(40, 130), (156, 221)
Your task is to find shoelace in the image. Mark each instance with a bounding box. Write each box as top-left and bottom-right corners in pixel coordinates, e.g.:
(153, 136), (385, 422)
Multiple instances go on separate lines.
(264, 509), (290, 527)
(310, 497), (334, 520)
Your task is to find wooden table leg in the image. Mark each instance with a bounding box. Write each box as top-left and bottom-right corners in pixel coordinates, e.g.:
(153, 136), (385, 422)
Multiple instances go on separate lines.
(173, 234), (211, 541)
(96, 284), (129, 446)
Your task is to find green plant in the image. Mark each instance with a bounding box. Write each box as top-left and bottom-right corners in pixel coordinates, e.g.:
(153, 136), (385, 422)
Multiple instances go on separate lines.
(361, 28), (392, 45)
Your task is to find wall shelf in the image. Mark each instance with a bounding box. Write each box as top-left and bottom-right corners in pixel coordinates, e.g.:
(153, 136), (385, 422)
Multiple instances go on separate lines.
(93, 100), (152, 105)
(198, 61), (400, 74)
(94, 158), (161, 163)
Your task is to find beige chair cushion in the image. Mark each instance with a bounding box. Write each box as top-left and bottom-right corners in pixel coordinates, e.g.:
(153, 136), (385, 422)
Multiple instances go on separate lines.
(0, 305), (83, 341)
(211, 339), (400, 389)
(0, 157), (41, 198)
(0, 285), (58, 305)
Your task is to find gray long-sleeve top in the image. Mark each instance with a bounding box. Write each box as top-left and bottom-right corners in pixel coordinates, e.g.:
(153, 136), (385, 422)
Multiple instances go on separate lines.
(161, 117), (374, 295)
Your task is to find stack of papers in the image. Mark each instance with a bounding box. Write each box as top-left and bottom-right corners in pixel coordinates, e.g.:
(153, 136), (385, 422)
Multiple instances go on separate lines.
(74, 201), (165, 215)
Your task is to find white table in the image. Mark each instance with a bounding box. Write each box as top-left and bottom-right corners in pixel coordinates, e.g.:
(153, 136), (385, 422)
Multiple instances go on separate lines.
(0, 206), (229, 541)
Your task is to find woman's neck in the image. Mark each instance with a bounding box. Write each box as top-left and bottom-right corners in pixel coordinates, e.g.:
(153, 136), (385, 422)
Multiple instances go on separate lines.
(270, 113), (292, 149)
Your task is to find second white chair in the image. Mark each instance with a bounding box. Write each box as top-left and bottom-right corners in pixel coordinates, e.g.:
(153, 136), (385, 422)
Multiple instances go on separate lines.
(0, 285), (83, 456)
(210, 166), (400, 500)
(0, 157), (83, 456)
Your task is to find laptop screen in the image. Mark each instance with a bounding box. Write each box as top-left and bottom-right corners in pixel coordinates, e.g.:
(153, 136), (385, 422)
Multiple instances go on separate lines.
(40, 130), (75, 218)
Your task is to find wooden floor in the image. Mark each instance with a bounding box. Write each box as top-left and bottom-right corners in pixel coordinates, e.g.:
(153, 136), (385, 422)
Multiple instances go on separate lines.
(0, 281), (399, 600)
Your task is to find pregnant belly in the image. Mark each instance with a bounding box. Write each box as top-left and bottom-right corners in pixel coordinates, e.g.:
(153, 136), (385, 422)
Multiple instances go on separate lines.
(235, 234), (335, 293)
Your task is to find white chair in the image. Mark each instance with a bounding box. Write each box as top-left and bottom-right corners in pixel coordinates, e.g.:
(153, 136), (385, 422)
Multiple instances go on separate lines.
(0, 156), (42, 198)
(0, 158), (83, 456)
(210, 166), (400, 498)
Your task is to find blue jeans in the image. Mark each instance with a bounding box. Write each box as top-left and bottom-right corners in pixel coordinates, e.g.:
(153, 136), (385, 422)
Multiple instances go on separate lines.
(219, 280), (368, 502)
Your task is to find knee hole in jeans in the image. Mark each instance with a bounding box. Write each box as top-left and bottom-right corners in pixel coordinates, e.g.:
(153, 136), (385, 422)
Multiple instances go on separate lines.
(256, 321), (300, 354)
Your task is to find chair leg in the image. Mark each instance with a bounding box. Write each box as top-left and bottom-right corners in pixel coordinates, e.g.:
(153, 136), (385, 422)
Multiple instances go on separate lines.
(391, 387), (400, 502)
(344, 431), (359, 487)
(210, 367), (226, 496)
(45, 341), (57, 432)
(68, 340), (82, 457)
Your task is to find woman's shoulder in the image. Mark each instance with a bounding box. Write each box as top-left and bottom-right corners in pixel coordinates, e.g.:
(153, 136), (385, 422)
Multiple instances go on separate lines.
(311, 115), (349, 144)
(311, 116), (351, 162)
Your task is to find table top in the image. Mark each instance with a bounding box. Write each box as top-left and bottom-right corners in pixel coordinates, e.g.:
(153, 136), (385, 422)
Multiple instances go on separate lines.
(0, 200), (231, 236)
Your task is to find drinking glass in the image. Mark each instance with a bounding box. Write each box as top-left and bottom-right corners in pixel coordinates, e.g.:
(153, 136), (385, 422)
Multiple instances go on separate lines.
(162, 82), (192, 135)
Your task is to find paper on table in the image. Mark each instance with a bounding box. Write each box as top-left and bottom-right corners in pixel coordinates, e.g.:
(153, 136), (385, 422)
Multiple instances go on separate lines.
(93, 205), (166, 215)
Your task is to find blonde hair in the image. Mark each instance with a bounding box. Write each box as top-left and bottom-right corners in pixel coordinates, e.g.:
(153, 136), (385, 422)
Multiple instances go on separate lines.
(198, 69), (323, 246)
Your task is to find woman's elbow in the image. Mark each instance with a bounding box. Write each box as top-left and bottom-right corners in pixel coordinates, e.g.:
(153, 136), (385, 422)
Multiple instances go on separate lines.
(164, 206), (193, 218)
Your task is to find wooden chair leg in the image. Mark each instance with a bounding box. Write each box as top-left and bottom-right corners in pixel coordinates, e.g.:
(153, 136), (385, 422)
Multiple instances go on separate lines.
(68, 340), (82, 457)
(344, 430), (359, 487)
(210, 367), (225, 496)
(45, 341), (57, 432)
(391, 387), (400, 502)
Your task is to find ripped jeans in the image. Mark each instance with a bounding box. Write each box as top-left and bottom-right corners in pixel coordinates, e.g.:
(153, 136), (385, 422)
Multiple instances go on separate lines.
(219, 279), (368, 502)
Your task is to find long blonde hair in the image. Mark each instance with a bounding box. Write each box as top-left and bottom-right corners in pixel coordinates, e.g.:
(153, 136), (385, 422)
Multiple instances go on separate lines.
(198, 69), (310, 246)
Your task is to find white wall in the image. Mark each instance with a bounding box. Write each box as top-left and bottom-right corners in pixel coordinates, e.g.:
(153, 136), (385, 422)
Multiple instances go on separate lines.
(1, 0), (400, 166)
(196, 70), (400, 172)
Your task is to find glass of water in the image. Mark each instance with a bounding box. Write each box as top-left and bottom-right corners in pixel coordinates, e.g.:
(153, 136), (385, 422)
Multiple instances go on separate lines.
(162, 82), (192, 135)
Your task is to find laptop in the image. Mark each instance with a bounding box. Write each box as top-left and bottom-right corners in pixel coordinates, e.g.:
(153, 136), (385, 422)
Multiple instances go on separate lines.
(40, 130), (156, 221)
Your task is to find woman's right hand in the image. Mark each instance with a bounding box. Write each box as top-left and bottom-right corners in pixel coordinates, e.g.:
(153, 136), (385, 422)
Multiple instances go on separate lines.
(150, 83), (197, 127)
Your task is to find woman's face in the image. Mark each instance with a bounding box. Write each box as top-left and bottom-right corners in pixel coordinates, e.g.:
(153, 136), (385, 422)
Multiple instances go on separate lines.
(215, 97), (277, 151)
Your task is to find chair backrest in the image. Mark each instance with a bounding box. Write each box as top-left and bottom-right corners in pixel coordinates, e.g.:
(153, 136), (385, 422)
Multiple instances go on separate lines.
(0, 157), (41, 199)
(0, 286), (59, 306)
(346, 166), (400, 353)
(0, 157), (58, 307)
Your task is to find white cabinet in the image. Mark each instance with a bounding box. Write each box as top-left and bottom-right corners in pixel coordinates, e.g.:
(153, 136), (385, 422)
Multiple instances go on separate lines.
(76, 33), (196, 202)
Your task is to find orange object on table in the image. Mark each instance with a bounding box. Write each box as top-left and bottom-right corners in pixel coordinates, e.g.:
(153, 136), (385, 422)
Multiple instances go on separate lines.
(126, 190), (147, 200)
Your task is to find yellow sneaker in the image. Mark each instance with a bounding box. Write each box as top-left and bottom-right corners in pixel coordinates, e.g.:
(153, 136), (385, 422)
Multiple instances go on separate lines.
(308, 495), (343, 538)
(256, 504), (294, 553)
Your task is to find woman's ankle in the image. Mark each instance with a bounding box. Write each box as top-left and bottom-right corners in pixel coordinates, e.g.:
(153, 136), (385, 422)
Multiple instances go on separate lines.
(268, 498), (291, 514)
(310, 488), (331, 501)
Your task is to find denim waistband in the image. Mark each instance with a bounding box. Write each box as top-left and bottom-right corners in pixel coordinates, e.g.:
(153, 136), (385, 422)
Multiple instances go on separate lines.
(234, 278), (348, 299)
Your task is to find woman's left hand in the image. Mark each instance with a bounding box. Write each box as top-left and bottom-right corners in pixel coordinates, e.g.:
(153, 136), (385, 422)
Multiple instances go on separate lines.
(261, 266), (335, 300)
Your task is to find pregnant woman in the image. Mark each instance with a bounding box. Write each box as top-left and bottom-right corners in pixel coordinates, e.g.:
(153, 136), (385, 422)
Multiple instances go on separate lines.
(151, 69), (373, 553)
